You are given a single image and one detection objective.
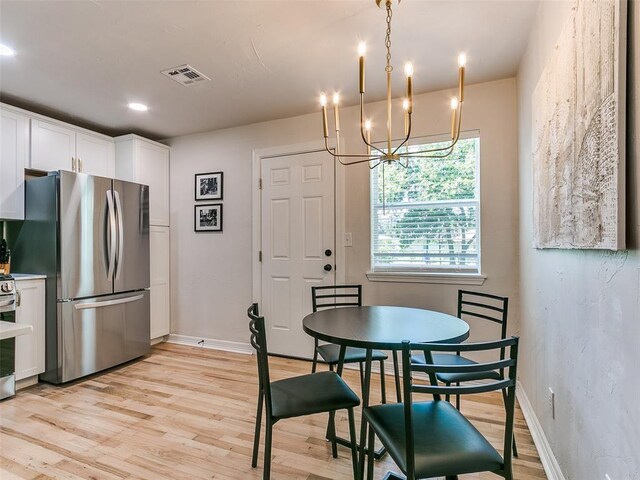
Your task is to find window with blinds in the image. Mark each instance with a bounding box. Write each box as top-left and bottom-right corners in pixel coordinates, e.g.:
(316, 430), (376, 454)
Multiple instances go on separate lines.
(370, 135), (480, 274)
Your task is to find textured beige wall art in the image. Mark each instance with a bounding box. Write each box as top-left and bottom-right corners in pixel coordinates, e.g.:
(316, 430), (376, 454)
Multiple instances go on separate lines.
(532, 0), (626, 249)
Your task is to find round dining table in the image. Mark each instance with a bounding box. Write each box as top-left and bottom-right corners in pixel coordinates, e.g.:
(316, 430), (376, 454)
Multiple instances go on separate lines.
(303, 305), (470, 480)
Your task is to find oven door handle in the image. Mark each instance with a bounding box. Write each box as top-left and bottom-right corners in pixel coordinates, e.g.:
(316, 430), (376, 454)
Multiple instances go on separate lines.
(0, 298), (15, 308)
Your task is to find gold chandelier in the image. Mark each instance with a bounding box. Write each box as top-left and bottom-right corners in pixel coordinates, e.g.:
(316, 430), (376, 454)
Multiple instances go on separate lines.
(319, 0), (467, 169)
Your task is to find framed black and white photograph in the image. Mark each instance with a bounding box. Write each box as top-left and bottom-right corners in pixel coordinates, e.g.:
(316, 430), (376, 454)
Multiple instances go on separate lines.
(194, 203), (223, 232)
(195, 172), (223, 201)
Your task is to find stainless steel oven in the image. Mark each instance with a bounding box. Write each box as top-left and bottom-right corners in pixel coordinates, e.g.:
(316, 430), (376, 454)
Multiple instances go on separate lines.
(0, 275), (17, 400)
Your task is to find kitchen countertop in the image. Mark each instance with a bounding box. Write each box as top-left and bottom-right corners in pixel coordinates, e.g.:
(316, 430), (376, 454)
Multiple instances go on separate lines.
(11, 273), (47, 281)
(0, 321), (33, 340)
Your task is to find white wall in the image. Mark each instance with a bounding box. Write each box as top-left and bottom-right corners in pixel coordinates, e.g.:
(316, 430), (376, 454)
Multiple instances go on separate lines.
(517, 1), (640, 479)
(168, 78), (519, 348)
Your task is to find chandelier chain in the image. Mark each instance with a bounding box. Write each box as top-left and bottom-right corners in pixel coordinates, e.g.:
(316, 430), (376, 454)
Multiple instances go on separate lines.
(385, 2), (393, 73)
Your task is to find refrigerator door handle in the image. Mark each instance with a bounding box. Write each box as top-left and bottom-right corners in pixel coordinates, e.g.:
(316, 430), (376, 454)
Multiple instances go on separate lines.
(106, 190), (117, 281)
(113, 190), (124, 281)
(74, 294), (145, 310)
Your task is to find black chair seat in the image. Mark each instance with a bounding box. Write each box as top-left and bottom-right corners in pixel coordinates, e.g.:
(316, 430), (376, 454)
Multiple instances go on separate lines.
(271, 371), (360, 420)
(364, 400), (503, 478)
(317, 343), (388, 364)
(411, 353), (502, 384)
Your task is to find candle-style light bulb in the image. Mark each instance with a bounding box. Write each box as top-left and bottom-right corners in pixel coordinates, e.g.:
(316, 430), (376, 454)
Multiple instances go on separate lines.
(333, 93), (340, 132)
(450, 97), (458, 140)
(404, 62), (414, 77)
(458, 53), (466, 102)
(320, 93), (328, 138)
(404, 63), (414, 114)
(364, 119), (372, 156)
(358, 42), (366, 94)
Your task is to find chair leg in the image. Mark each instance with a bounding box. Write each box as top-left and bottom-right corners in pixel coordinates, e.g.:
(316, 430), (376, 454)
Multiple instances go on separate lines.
(252, 388), (264, 468)
(312, 347), (319, 373)
(455, 383), (461, 410)
(392, 350), (401, 403)
(329, 363), (334, 372)
(379, 359), (387, 404)
(359, 362), (365, 396)
(328, 410), (338, 458)
(263, 420), (273, 480)
(347, 408), (359, 480)
(501, 388), (519, 458)
(367, 424), (375, 480)
(445, 382), (451, 403)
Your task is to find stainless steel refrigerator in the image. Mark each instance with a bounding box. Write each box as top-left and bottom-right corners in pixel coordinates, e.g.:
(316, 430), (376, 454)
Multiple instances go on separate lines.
(10, 170), (150, 384)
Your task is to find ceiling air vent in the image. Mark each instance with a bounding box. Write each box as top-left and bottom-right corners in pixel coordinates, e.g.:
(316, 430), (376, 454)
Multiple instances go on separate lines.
(161, 64), (211, 87)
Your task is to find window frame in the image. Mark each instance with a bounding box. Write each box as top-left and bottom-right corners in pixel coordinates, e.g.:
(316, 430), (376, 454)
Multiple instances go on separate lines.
(367, 130), (485, 285)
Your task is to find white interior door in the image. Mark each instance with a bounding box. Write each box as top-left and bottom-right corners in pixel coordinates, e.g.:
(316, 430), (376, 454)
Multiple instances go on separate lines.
(261, 150), (335, 358)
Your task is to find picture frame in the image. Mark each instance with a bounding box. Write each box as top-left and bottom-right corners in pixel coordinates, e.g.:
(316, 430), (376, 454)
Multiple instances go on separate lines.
(194, 203), (223, 232)
(195, 172), (223, 201)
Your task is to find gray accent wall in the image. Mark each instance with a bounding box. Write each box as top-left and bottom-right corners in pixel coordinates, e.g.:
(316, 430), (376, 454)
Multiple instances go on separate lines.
(517, 1), (640, 478)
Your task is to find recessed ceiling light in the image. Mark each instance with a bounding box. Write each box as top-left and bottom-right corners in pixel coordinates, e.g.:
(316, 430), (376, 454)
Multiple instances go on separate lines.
(128, 102), (148, 112)
(0, 44), (15, 56)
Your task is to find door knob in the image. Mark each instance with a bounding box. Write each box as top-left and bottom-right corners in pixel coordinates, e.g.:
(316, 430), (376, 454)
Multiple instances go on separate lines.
(325, 249), (332, 257)
(324, 264), (333, 272)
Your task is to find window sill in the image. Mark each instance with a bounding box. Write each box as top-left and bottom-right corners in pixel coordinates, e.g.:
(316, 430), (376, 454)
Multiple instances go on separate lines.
(365, 271), (487, 285)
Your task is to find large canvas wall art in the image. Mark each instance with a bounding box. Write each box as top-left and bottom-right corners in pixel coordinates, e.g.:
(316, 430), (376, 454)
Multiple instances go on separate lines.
(532, 0), (626, 250)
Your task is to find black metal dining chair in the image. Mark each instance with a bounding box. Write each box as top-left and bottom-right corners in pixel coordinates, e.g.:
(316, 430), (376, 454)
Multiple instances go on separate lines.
(247, 303), (360, 480)
(311, 284), (402, 403)
(411, 290), (518, 455)
(365, 337), (519, 480)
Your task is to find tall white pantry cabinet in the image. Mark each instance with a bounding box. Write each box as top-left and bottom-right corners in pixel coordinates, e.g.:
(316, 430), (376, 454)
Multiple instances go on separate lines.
(115, 135), (171, 340)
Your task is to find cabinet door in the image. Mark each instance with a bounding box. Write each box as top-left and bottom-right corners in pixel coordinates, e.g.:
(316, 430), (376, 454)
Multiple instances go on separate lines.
(76, 132), (115, 177)
(15, 279), (46, 380)
(0, 108), (28, 220)
(150, 226), (170, 339)
(135, 141), (169, 226)
(30, 119), (76, 172)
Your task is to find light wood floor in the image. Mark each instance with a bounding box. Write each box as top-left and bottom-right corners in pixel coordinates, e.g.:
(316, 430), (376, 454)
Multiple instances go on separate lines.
(0, 343), (547, 479)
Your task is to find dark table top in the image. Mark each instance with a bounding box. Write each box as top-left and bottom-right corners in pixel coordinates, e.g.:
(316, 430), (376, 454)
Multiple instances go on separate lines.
(303, 305), (470, 350)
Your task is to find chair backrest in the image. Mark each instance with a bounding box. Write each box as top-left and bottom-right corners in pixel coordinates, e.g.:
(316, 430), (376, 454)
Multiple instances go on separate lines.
(311, 284), (362, 312)
(247, 303), (273, 411)
(457, 290), (509, 340)
(400, 337), (519, 475)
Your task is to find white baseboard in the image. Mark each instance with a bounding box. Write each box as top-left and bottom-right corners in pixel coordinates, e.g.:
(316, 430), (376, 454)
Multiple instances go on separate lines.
(516, 381), (566, 480)
(167, 334), (253, 355)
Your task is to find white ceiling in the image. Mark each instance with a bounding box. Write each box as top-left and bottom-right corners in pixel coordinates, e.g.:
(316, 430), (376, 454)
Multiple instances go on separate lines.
(0, 0), (538, 139)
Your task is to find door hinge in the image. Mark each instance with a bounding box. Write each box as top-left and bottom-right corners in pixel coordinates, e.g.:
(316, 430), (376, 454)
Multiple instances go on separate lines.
(259, 178), (263, 190)
(258, 250), (263, 262)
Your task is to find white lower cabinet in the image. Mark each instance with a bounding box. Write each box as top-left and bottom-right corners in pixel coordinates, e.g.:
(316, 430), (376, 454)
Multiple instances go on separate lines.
(150, 226), (170, 339)
(14, 279), (46, 381)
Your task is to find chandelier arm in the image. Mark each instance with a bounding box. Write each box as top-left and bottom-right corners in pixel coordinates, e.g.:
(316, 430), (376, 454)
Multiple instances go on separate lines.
(360, 94), (386, 155)
(324, 139), (379, 159)
(392, 112), (412, 155)
(396, 104), (464, 156)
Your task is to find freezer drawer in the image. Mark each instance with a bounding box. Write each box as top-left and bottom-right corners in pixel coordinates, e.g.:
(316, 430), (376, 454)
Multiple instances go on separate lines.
(57, 290), (150, 383)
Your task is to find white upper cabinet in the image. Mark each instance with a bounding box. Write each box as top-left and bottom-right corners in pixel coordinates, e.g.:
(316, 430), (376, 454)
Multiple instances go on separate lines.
(115, 135), (170, 226)
(30, 117), (115, 176)
(30, 118), (76, 172)
(0, 108), (28, 220)
(76, 132), (115, 177)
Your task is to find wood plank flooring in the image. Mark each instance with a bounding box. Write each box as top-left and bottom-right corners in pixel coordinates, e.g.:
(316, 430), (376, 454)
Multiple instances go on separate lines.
(0, 343), (547, 479)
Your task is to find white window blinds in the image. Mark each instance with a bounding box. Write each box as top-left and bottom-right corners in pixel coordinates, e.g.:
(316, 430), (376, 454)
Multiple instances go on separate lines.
(370, 136), (480, 273)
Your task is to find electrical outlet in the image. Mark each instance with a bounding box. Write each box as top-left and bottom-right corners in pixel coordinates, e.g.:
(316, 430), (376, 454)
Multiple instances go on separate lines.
(548, 387), (555, 419)
(344, 232), (353, 247)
